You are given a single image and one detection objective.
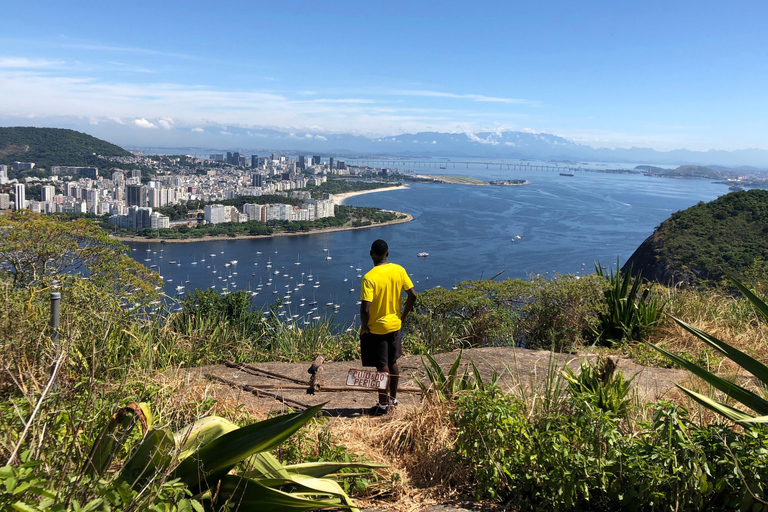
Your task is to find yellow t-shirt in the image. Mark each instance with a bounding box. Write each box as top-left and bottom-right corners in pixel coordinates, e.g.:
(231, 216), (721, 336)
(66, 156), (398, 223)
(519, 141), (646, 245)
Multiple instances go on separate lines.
(360, 263), (414, 335)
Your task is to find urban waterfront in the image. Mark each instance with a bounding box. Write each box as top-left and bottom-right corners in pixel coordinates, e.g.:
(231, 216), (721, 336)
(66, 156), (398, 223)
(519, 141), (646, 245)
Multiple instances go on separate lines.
(128, 162), (728, 327)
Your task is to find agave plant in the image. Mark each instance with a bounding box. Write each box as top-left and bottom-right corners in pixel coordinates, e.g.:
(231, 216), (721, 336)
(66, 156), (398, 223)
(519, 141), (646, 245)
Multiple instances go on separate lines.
(562, 357), (636, 417)
(594, 259), (667, 344)
(86, 402), (384, 510)
(648, 276), (768, 425)
(414, 351), (497, 402)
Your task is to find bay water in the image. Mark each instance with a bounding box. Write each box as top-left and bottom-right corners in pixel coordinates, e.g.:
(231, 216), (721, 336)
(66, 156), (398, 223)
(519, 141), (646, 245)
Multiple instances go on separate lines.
(127, 162), (726, 327)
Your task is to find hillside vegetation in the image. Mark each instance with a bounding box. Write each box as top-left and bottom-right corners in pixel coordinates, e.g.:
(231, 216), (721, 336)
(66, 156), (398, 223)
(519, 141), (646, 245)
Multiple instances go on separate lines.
(662, 164), (733, 179)
(0, 126), (132, 170)
(624, 189), (768, 286)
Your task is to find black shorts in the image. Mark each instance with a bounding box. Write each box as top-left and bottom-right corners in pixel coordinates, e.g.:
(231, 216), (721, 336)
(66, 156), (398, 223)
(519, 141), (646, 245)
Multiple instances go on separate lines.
(360, 330), (403, 368)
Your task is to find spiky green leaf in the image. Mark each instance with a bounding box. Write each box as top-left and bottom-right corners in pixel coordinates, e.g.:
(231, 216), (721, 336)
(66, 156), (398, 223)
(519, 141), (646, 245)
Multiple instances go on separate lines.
(671, 316), (768, 386)
(676, 386), (756, 423)
(647, 342), (768, 415)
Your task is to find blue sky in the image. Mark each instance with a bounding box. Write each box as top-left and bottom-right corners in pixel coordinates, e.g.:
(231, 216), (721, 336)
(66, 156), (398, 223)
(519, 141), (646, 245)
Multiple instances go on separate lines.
(1, 0), (766, 151)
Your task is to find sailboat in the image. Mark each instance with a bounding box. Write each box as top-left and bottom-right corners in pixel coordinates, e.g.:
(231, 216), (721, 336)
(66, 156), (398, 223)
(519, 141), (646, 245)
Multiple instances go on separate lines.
(191, 255), (197, 265)
(294, 254), (301, 266)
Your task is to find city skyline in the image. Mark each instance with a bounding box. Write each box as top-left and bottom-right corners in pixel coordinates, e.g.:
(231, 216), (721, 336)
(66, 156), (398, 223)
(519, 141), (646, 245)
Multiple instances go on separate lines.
(1, 1), (766, 152)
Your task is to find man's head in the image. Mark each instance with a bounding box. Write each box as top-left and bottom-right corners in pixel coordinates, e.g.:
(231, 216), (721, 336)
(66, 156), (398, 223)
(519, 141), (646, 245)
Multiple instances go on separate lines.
(370, 239), (388, 263)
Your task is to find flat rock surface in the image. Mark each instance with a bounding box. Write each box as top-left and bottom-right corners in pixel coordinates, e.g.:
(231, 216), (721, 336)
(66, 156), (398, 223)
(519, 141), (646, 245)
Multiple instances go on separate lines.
(191, 346), (688, 417)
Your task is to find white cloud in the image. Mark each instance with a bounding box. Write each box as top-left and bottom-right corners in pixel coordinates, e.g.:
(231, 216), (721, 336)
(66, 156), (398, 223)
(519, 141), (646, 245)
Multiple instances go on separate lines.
(315, 135), (327, 141)
(157, 117), (174, 130)
(0, 57), (63, 68)
(134, 118), (157, 129)
(305, 134), (313, 138)
(191, 127), (204, 132)
(391, 89), (539, 106)
(220, 130), (231, 135)
(308, 98), (375, 104)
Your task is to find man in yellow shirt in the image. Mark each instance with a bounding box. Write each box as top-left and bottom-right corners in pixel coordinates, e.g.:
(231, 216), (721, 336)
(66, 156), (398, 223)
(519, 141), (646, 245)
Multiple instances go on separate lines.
(360, 239), (417, 416)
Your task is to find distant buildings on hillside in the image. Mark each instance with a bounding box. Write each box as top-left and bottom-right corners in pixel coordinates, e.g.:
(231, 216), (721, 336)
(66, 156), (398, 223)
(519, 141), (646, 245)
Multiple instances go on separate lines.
(0, 153), (347, 232)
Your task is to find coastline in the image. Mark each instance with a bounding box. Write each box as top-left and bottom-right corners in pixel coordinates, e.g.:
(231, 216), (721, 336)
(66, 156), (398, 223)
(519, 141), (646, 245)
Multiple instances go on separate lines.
(330, 183), (409, 205)
(111, 184), (413, 244)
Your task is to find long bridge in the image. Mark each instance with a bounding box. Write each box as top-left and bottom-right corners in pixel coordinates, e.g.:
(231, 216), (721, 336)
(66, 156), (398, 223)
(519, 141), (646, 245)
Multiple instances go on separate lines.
(341, 159), (615, 173)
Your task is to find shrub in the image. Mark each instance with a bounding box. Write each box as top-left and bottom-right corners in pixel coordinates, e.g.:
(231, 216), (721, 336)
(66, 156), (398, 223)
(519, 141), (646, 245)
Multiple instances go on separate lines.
(453, 388), (768, 510)
(516, 274), (604, 351)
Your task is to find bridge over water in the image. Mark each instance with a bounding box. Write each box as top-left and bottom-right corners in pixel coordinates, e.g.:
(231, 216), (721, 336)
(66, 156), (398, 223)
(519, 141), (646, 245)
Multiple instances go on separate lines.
(342, 159), (602, 173)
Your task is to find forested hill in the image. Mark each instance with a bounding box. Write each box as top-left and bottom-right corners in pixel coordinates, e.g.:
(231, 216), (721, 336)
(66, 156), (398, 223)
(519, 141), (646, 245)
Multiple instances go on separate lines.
(0, 127), (132, 169)
(623, 189), (768, 286)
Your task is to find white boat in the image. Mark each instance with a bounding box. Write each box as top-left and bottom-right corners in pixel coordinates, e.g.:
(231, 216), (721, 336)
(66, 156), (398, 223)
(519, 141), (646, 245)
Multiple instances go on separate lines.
(417, 252), (429, 257)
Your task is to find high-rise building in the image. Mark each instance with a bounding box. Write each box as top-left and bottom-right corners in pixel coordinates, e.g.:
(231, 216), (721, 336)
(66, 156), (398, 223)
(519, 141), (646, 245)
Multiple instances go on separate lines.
(126, 184), (147, 207)
(251, 155), (259, 168)
(131, 169), (142, 179)
(226, 152), (233, 164)
(298, 155), (306, 170)
(0, 194), (9, 209)
(13, 184), (25, 210)
(41, 185), (56, 202)
(231, 152), (241, 165)
(251, 173), (264, 188)
(329, 157), (334, 171)
(0, 165), (7, 184)
(312, 156), (321, 166)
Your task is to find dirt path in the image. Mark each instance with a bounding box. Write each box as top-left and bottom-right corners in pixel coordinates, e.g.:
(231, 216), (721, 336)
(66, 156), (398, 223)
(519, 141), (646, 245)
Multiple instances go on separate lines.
(190, 346), (688, 417)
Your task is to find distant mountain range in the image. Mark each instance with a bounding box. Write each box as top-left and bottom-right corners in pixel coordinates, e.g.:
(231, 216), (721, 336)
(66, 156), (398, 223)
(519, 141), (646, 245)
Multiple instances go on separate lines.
(125, 126), (768, 169)
(2, 125), (767, 170)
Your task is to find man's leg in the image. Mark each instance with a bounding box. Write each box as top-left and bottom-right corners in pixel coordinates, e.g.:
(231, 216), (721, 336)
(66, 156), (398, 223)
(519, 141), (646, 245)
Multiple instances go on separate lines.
(389, 361), (399, 403)
(376, 365), (389, 405)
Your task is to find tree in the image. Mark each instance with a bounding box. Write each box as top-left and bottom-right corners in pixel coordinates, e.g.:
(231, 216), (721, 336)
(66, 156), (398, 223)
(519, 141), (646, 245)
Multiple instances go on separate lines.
(0, 211), (160, 302)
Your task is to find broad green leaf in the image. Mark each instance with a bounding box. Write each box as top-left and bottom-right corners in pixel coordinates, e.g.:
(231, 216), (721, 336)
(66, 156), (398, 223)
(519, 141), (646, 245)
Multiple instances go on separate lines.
(175, 416), (239, 461)
(84, 403), (147, 477)
(282, 462), (388, 478)
(11, 503), (38, 512)
(288, 473), (358, 509)
(214, 475), (356, 511)
(173, 403), (324, 493)
(242, 452), (290, 479)
(118, 428), (176, 488)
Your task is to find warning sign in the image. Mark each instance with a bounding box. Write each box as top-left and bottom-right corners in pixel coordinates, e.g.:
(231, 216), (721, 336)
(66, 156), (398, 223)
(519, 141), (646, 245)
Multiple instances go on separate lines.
(346, 368), (389, 390)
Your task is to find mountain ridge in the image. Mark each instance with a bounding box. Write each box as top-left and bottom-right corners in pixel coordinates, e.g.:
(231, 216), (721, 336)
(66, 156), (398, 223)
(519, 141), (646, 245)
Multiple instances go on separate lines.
(121, 126), (768, 168)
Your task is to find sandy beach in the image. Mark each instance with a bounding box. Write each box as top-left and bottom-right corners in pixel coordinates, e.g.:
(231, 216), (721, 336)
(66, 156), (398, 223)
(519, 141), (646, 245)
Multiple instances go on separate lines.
(110, 185), (413, 244)
(330, 183), (409, 205)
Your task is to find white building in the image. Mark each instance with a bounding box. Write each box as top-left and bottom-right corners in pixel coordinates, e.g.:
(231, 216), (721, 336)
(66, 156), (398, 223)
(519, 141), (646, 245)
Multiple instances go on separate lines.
(204, 204), (227, 224)
(13, 183), (25, 210)
(41, 185), (56, 202)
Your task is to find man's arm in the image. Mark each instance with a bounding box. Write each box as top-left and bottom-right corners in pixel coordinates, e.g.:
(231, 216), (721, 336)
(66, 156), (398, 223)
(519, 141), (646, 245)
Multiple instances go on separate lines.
(360, 300), (371, 335)
(401, 287), (417, 322)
